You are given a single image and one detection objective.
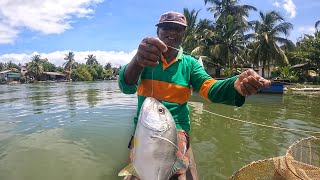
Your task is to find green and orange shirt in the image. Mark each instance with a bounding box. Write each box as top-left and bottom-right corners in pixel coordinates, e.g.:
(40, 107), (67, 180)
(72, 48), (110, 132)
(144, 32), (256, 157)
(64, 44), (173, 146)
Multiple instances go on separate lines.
(118, 47), (245, 134)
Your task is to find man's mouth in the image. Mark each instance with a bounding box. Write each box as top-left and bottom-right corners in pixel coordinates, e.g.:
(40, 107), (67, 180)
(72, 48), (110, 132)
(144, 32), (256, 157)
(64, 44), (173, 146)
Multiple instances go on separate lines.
(167, 36), (175, 40)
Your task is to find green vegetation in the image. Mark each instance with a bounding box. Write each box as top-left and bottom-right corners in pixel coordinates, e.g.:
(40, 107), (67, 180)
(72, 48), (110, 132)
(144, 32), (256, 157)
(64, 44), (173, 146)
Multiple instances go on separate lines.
(181, 0), (320, 84)
(0, 51), (120, 82)
(1, 0), (319, 84)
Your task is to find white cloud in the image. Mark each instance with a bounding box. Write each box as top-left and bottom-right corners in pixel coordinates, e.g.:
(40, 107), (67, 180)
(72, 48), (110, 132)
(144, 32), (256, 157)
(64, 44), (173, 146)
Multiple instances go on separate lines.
(272, 1), (281, 8)
(271, 0), (296, 18)
(297, 26), (316, 35)
(0, 0), (103, 44)
(0, 50), (136, 68)
(0, 23), (19, 44)
(289, 26), (316, 41)
(283, 0), (296, 18)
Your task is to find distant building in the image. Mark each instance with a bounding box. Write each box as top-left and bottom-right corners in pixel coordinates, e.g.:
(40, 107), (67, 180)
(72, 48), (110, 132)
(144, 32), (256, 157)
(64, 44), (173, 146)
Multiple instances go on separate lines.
(0, 70), (21, 83)
(39, 72), (67, 81)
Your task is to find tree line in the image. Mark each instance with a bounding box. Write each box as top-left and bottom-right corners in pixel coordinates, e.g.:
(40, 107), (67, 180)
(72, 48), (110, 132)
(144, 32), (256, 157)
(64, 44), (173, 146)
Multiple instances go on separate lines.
(181, 0), (320, 83)
(1, 0), (320, 83)
(0, 51), (121, 82)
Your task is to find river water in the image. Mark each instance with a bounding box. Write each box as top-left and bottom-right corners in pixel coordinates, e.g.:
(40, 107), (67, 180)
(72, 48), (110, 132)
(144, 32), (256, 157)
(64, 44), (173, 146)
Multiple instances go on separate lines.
(0, 81), (319, 180)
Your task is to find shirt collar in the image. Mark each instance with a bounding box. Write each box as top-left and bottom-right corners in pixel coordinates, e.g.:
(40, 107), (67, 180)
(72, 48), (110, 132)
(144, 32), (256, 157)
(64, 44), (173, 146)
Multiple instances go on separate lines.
(176, 46), (184, 60)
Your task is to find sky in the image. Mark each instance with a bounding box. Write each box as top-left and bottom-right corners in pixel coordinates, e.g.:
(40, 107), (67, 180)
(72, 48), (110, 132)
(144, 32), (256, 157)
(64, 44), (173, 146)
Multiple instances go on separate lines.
(0, 0), (319, 68)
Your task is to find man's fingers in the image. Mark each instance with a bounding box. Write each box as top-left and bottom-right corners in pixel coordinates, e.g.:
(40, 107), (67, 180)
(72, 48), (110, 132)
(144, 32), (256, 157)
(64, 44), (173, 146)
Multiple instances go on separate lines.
(136, 52), (159, 67)
(239, 82), (250, 96)
(143, 37), (167, 53)
(237, 70), (248, 82)
(136, 37), (166, 68)
(259, 78), (272, 87)
(236, 69), (273, 96)
(138, 49), (160, 62)
(244, 81), (258, 95)
(140, 59), (159, 67)
(247, 76), (263, 90)
(246, 69), (260, 79)
(241, 69), (270, 88)
(139, 42), (162, 56)
(238, 76), (263, 96)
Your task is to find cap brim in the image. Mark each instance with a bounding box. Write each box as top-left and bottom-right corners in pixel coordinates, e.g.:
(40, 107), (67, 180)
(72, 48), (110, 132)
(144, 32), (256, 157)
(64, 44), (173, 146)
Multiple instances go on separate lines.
(155, 21), (187, 27)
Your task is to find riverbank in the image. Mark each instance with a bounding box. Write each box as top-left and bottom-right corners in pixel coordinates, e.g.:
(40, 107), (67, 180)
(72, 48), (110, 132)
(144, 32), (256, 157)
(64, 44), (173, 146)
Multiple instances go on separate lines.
(285, 84), (320, 92)
(1, 81), (319, 180)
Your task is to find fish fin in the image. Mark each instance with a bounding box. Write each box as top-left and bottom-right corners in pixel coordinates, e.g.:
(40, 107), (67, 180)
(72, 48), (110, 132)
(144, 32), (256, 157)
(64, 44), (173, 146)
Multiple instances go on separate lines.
(171, 158), (189, 175)
(133, 136), (138, 147)
(118, 163), (139, 178)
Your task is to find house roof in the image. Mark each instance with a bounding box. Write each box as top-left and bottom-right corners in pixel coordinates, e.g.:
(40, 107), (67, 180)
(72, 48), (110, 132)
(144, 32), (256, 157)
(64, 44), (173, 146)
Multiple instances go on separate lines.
(0, 70), (14, 74)
(43, 72), (67, 76)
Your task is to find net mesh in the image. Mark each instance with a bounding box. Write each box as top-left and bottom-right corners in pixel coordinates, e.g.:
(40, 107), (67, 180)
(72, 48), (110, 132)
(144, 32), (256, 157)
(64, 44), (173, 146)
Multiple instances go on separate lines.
(230, 136), (320, 180)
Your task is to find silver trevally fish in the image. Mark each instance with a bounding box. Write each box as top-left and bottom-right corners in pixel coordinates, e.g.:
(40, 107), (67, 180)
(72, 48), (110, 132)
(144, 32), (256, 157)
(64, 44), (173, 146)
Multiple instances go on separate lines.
(118, 97), (188, 180)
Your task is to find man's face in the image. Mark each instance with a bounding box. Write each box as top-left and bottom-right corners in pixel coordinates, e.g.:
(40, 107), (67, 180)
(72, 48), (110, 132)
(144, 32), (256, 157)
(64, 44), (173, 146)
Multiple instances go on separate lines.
(157, 23), (186, 48)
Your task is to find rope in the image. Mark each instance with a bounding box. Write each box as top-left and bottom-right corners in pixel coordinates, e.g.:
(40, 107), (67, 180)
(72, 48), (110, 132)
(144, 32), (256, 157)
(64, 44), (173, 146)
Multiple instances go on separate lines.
(192, 105), (320, 135)
(164, 45), (319, 135)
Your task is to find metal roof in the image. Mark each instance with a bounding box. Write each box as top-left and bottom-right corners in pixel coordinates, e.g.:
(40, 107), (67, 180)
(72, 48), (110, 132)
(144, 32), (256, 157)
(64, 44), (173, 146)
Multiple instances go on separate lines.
(43, 72), (67, 76)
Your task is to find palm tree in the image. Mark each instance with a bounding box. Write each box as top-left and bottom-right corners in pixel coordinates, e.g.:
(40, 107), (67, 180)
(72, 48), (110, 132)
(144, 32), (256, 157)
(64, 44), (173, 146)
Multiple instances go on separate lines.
(0, 62), (4, 71)
(182, 8), (201, 53)
(193, 0), (256, 67)
(204, 0), (257, 26)
(63, 51), (75, 80)
(191, 15), (248, 67)
(213, 15), (248, 67)
(184, 18), (216, 57)
(247, 11), (293, 77)
(85, 54), (98, 65)
(190, 21), (216, 56)
(28, 55), (44, 81)
(315, 20), (320, 33)
(6, 61), (16, 70)
(104, 62), (112, 70)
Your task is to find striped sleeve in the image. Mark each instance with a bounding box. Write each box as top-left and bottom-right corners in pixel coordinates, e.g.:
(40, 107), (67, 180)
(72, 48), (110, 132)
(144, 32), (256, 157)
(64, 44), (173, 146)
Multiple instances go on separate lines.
(118, 64), (140, 94)
(207, 76), (245, 107)
(190, 58), (245, 107)
(190, 58), (214, 94)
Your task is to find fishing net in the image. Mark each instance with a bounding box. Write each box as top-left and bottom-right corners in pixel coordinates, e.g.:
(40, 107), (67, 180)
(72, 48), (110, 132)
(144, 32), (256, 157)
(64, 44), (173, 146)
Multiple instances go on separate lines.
(230, 136), (320, 180)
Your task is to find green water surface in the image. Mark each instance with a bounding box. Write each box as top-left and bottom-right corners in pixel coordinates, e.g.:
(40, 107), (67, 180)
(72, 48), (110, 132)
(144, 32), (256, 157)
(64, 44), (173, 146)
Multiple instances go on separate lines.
(0, 81), (319, 180)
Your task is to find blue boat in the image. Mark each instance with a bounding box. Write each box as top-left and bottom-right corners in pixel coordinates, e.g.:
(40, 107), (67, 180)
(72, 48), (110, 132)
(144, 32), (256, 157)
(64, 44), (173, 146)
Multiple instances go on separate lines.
(260, 78), (289, 94)
(260, 83), (284, 94)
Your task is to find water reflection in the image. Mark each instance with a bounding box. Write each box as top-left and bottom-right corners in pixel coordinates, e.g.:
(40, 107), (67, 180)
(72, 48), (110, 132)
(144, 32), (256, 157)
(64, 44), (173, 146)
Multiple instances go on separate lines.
(188, 93), (320, 179)
(0, 81), (138, 180)
(0, 128), (102, 180)
(65, 84), (77, 112)
(0, 82), (319, 180)
(85, 89), (100, 108)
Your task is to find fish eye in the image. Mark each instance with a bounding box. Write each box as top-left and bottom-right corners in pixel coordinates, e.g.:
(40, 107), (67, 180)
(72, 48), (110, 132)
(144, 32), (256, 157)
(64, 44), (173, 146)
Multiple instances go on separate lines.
(158, 107), (165, 114)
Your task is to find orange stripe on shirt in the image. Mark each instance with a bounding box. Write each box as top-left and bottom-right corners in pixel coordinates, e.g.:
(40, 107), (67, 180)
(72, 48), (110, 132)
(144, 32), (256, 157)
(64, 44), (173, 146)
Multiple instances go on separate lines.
(198, 79), (218, 100)
(137, 79), (191, 104)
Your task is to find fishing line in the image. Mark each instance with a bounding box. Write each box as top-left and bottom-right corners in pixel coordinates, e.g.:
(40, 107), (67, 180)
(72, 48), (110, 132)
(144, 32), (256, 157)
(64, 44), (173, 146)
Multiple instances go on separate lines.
(189, 104), (320, 135)
(165, 45), (318, 134)
(166, 45), (192, 55)
(150, 45), (183, 97)
(151, 68), (154, 97)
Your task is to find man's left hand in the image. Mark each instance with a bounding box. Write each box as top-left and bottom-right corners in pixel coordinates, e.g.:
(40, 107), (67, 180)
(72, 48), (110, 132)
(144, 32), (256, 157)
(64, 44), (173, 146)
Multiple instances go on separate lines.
(234, 69), (271, 96)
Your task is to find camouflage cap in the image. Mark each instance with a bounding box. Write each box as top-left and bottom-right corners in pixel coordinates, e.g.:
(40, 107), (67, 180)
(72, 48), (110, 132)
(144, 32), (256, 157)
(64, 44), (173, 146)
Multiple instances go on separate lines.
(155, 11), (187, 27)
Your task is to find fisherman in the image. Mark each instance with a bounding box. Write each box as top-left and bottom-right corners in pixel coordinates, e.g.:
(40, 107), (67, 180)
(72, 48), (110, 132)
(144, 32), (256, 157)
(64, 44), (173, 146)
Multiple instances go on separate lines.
(118, 11), (271, 180)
